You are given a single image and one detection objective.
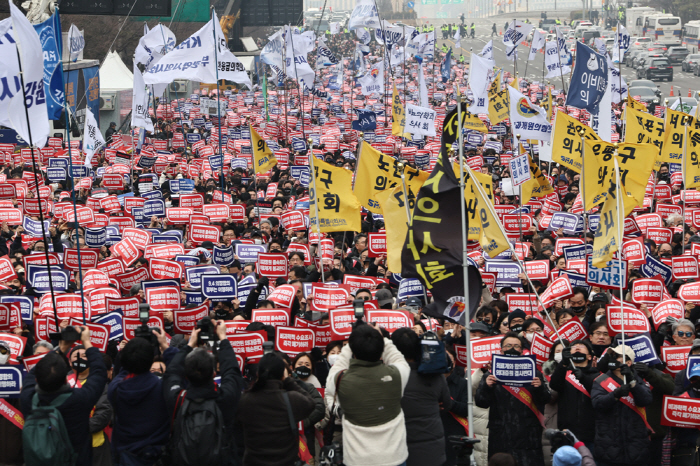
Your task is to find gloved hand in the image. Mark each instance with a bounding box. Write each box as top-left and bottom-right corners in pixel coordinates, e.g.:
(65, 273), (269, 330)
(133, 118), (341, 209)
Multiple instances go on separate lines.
(255, 276), (269, 292)
(563, 429), (579, 445)
(572, 367), (584, 382)
(620, 364), (634, 380)
(633, 362), (650, 379)
(561, 347), (572, 366)
(613, 383), (631, 399)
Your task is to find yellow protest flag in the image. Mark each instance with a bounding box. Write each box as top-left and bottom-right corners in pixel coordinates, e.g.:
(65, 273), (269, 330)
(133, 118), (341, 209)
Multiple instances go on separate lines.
(624, 106), (664, 168)
(309, 159), (362, 232)
(583, 140), (658, 211)
(551, 112), (599, 173)
(660, 109), (688, 166)
(488, 88), (510, 125)
(250, 124), (277, 175)
(684, 117), (700, 189)
(541, 88), (552, 121)
(591, 186), (637, 268)
(461, 111), (488, 133)
(521, 153), (554, 201)
(377, 186), (410, 273)
(626, 95), (648, 113)
(353, 143), (429, 213)
(391, 84), (406, 137)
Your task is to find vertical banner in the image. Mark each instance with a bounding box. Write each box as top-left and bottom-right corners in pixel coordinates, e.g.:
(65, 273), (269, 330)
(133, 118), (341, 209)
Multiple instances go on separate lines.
(82, 65), (100, 128)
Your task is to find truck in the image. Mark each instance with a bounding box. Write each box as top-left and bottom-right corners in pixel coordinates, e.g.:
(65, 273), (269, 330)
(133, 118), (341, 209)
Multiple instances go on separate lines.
(626, 6), (657, 36)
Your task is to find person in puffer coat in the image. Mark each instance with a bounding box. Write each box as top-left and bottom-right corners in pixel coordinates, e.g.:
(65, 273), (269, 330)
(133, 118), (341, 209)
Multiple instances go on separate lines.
(591, 346), (653, 466)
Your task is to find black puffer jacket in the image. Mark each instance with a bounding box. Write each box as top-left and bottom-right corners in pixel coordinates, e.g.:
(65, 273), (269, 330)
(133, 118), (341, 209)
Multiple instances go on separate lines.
(475, 369), (551, 466)
(548, 362), (600, 443)
(591, 371), (654, 464)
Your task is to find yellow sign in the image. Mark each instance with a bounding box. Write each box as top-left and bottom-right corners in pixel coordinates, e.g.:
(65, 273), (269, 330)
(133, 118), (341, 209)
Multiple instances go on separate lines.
(488, 89), (510, 125)
(250, 124), (277, 175)
(310, 159), (362, 232)
(391, 84), (406, 137)
(551, 112), (599, 173)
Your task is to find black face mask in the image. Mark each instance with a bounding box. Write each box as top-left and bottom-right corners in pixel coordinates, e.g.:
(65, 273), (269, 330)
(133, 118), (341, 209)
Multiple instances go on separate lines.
(72, 356), (88, 374)
(608, 359), (622, 371)
(591, 344), (608, 358)
(504, 349), (521, 357)
(152, 371), (163, 379)
(570, 305), (586, 314)
(295, 366), (312, 379)
(510, 324), (523, 334)
(571, 352), (588, 364)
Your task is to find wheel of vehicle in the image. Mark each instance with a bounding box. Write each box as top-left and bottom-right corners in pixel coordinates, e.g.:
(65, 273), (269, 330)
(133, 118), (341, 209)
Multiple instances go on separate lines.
(669, 76), (673, 81)
(682, 64), (687, 71)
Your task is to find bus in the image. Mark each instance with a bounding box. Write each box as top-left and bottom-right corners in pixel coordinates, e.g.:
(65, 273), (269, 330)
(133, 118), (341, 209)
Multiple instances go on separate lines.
(626, 6), (657, 36)
(683, 20), (700, 52)
(645, 14), (682, 44)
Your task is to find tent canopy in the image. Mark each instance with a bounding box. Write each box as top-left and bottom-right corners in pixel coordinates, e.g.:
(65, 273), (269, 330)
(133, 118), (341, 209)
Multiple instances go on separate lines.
(100, 51), (134, 90)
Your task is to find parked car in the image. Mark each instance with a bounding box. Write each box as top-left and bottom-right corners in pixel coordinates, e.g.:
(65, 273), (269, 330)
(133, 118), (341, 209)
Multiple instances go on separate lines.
(681, 53), (700, 72)
(628, 87), (660, 113)
(637, 57), (673, 81)
(665, 46), (690, 64)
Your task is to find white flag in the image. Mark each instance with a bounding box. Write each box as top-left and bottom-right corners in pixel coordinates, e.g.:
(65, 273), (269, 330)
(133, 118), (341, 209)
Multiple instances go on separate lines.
(132, 64), (154, 132)
(135, 24), (176, 69)
(508, 87), (552, 141)
(479, 40), (493, 60)
(528, 30), (546, 61)
(390, 46), (405, 68)
(4, 1), (50, 149)
(83, 108), (105, 167)
(608, 62), (628, 104)
(358, 61), (384, 96)
(348, 0), (380, 31)
(68, 24), (84, 62)
(591, 79), (612, 142)
(468, 53), (494, 114)
(405, 103), (436, 137)
(545, 41), (570, 78)
(356, 27), (371, 45)
(316, 39), (339, 69)
(330, 22), (341, 34)
(612, 23), (630, 63)
(454, 27), (461, 50)
(418, 63), (429, 107)
(503, 20), (533, 48)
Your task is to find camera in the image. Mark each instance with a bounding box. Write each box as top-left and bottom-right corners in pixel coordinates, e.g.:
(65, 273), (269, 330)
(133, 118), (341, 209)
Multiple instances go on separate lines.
(135, 304), (157, 345)
(448, 436), (480, 466)
(263, 341), (274, 355)
(544, 429), (576, 453)
(49, 325), (81, 343)
(351, 299), (366, 329)
(197, 316), (217, 345)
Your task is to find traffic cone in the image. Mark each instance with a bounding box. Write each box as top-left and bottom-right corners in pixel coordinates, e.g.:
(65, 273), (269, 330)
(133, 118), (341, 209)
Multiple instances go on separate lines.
(690, 89), (693, 97)
(670, 87), (674, 96)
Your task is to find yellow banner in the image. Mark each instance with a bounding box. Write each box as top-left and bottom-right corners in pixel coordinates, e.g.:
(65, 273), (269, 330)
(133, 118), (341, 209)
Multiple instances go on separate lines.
(541, 88), (552, 121)
(522, 153), (554, 201)
(460, 168), (509, 257)
(660, 109), (687, 166)
(353, 143), (429, 213)
(391, 84), (406, 137)
(626, 95), (648, 113)
(250, 124), (277, 175)
(592, 186), (637, 268)
(583, 140), (657, 211)
(377, 186), (409, 273)
(624, 106), (664, 167)
(551, 112), (599, 173)
(461, 111), (488, 133)
(310, 159), (362, 232)
(488, 88), (510, 125)
(685, 117), (700, 189)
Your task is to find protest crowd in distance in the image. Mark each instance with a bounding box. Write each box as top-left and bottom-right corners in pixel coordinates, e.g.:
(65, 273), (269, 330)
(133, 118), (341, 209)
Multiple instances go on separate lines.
(3, 0), (700, 465)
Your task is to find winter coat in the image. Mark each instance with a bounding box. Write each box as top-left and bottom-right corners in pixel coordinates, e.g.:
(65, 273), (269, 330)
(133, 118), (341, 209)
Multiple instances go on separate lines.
(641, 367), (674, 440)
(548, 362), (601, 443)
(89, 385), (113, 466)
(401, 362), (452, 466)
(0, 396), (22, 464)
(21, 347), (108, 466)
(591, 371), (654, 464)
(475, 369), (551, 466)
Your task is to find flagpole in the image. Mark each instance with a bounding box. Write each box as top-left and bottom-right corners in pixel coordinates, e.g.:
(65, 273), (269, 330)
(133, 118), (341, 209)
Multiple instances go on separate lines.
(514, 134), (523, 243)
(555, 28), (567, 93)
(211, 8), (225, 195)
(455, 93), (475, 442)
(13, 44), (59, 325)
(616, 23), (623, 111)
(578, 130), (589, 235)
(287, 28), (306, 139)
(308, 137), (325, 284)
(612, 150), (627, 383)
(682, 117), (689, 249)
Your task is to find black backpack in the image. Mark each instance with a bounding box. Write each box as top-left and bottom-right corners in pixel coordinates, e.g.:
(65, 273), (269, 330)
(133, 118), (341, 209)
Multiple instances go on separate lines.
(168, 391), (227, 466)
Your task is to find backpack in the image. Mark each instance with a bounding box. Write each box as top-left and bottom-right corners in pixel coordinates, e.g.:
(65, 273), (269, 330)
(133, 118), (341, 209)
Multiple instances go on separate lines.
(23, 392), (77, 466)
(418, 331), (449, 375)
(169, 390), (227, 466)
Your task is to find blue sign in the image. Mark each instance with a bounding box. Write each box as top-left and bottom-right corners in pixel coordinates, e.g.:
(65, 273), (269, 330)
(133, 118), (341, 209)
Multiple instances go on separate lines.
(49, 157), (69, 170)
(186, 265), (221, 289)
(235, 244), (267, 262)
(686, 355), (700, 380)
(178, 179), (195, 194)
(137, 154), (157, 169)
(548, 212), (583, 235)
(47, 167), (66, 182)
(131, 207), (147, 224)
(586, 255), (628, 289)
(562, 244), (593, 262)
(143, 199), (166, 217)
(92, 311), (124, 341)
(209, 154), (224, 171)
(0, 296), (33, 324)
(184, 290), (206, 306)
(558, 270), (590, 293)
(397, 278), (425, 302)
(485, 261), (524, 287)
(299, 171), (310, 187)
(352, 109), (377, 131)
(71, 165), (90, 178)
(186, 133), (202, 144)
(141, 190), (163, 200)
(0, 366), (22, 396)
(23, 217), (49, 238)
(33, 269), (69, 293)
(213, 245), (234, 266)
(640, 255), (673, 286)
(231, 158), (248, 170)
(153, 234), (181, 244)
(85, 228), (106, 247)
(292, 137), (308, 152)
(141, 279), (181, 294)
(174, 255), (200, 267)
(614, 333), (661, 366)
(492, 354), (537, 386)
(565, 42), (608, 112)
(290, 165), (310, 180)
(201, 274), (238, 301)
(589, 214), (600, 232)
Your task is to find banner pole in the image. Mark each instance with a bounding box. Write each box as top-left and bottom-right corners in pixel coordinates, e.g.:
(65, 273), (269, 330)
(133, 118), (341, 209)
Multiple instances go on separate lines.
(682, 118), (689, 249)
(308, 137), (325, 284)
(578, 131), (589, 235)
(613, 151), (627, 384)
(211, 8), (225, 195)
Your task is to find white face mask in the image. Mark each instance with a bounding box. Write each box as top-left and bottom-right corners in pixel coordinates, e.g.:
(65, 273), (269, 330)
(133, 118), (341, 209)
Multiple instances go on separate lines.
(596, 314), (605, 322)
(525, 332), (534, 342)
(328, 354), (339, 366)
(0, 352), (9, 365)
(554, 352), (563, 363)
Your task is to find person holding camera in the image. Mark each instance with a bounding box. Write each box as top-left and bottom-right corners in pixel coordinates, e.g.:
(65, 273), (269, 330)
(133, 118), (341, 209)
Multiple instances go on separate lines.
(20, 326), (108, 466)
(591, 345), (653, 466)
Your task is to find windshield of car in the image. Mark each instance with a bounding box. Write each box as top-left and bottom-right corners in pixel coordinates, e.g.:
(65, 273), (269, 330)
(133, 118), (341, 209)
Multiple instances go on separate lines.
(651, 59), (670, 66)
(629, 88), (657, 97)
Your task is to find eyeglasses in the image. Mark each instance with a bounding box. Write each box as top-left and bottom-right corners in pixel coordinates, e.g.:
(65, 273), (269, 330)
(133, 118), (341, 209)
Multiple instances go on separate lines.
(502, 344), (522, 350)
(592, 331), (609, 337)
(678, 331), (694, 338)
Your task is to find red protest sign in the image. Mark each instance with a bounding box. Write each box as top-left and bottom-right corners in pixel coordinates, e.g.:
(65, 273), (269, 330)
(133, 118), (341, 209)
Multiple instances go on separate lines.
(68, 319), (109, 352)
(367, 233), (387, 257)
(530, 333), (553, 365)
(150, 259), (185, 280)
(251, 308), (290, 327)
(167, 207), (194, 224)
(275, 326), (314, 355)
(40, 293), (84, 321)
(115, 268), (151, 294)
(229, 204), (245, 222)
(310, 285), (350, 312)
(281, 211), (306, 231)
(97, 258), (125, 277)
(524, 260), (549, 280)
(661, 395), (700, 428)
(145, 243), (184, 260)
(123, 316), (165, 341)
(64, 206), (95, 224)
(364, 310), (412, 334)
(22, 352), (48, 372)
(622, 238), (646, 266)
(673, 256), (699, 280)
(631, 278), (665, 305)
(0, 333), (26, 363)
(635, 213), (663, 232)
(202, 204), (230, 222)
(0, 256), (17, 282)
(103, 174), (124, 190)
(343, 275), (378, 294)
(180, 194), (204, 210)
(111, 238), (140, 267)
(558, 319), (589, 342)
(470, 335), (502, 368)
(257, 253), (288, 278)
(646, 227), (673, 245)
(89, 287), (121, 315)
(555, 238), (584, 257)
(106, 296), (140, 318)
(63, 248), (99, 271)
(651, 299), (685, 329)
(173, 304), (209, 334)
(189, 224), (220, 244)
(540, 275), (573, 308)
(481, 272), (497, 293)
(122, 228), (152, 250)
(661, 345), (692, 374)
(145, 286), (181, 312)
(34, 315), (57, 342)
(0, 208), (22, 225)
(267, 285), (296, 308)
(607, 304), (651, 335)
(504, 293), (539, 315)
(227, 331), (266, 362)
(679, 282), (700, 303)
(329, 308), (354, 341)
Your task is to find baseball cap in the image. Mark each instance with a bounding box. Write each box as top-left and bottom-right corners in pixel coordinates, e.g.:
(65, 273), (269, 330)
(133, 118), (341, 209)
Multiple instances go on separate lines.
(469, 322), (490, 334)
(375, 289), (393, 307)
(405, 297), (422, 309)
(610, 345), (636, 363)
(553, 446), (582, 466)
(591, 292), (608, 304)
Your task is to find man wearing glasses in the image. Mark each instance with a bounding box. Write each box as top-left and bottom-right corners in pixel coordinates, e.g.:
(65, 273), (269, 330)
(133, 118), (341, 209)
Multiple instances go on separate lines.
(672, 319), (696, 347)
(475, 332), (551, 465)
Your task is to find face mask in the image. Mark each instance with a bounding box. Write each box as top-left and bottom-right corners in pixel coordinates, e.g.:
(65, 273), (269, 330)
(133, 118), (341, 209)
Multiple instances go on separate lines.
(571, 352), (588, 363)
(152, 371), (163, 379)
(72, 356), (88, 374)
(254, 239), (263, 245)
(328, 354), (339, 366)
(444, 329), (454, 335)
(571, 306), (586, 314)
(596, 314), (605, 322)
(510, 324), (523, 334)
(554, 352), (563, 363)
(525, 333), (534, 342)
(0, 352), (9, 365)
(295, 366), (312, 379)
(504, 348), (521, 357)
(608, 360), (622, 371)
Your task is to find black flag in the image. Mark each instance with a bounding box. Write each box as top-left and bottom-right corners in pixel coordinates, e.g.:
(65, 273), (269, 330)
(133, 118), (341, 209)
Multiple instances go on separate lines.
(400, 104), (482, 324)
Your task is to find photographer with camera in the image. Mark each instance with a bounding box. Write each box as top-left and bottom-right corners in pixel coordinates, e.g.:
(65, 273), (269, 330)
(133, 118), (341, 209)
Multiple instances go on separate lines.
(20, 326), (108, 466)
(162, 318), (244, 466)
(544, 429), (596, 466)
(548, 340), (600, 451)
(591, 345), (653, 466)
